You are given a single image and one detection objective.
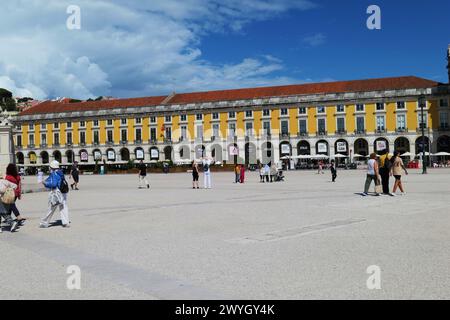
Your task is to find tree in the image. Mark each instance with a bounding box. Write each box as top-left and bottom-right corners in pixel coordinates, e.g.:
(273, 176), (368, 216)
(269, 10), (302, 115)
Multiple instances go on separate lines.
(4, 97), (17, 111)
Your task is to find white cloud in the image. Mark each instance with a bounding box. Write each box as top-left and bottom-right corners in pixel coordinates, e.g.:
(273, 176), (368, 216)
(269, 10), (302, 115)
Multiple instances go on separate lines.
(303, 33), (326, 47)
(0, 0), (317, 99)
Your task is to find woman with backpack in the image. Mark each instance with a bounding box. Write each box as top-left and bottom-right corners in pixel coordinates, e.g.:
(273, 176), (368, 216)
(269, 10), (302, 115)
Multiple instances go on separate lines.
(0, 174), (18, 233)
(5, 163), (26, 227)
(40, 160), (70, 228)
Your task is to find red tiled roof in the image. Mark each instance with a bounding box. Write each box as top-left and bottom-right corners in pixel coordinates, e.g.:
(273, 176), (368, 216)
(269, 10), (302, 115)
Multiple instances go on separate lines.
(168, 76), (438, 104)
(19, 96), (167, 116)
(19, 76), (438, 116)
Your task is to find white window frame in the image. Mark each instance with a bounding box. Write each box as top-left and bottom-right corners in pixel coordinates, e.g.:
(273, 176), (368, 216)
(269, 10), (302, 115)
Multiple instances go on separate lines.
(376, 115), (386, 132)
(396, 114), (407, 131)
(355, 116), (366, 133)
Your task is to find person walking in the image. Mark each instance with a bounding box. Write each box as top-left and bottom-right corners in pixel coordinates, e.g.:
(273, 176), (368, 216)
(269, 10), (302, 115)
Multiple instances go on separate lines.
(391, 151), (408, 195)
(70, 162), (80, 190)
(363, 153), (381, 196)
(192, 161), (199, 189)
(5, 163), (26, 227)
(330, 160), (337, 182)
(234, 164), (241, 183)
(138, 160), (150, 189)
(318, 160), (325, 174)
(0, 176), (18, 233)
(379, 150), (393, 196)
(202, 157), (212, 189)
(40, 160), (70, 228)
(240, 164), (245, 183)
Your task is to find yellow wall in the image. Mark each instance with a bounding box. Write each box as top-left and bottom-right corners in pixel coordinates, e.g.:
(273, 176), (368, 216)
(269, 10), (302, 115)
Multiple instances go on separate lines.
(254, 110), (262, 137)
(203, 114), (211, 140)
(307, 107), (316, 134)
(113, 120), (120, 144)
(219, 112), (227, 138)
(35, 125), (40, 146)
(142, 118), (149, 141)
(236, 111), (244, 137)
(86, 121), (93, 144)
(271, 109), (280, 133)
(172, 115), (180, 141)
(365, 103), (375, 132)
(127, 118), (134, 142)
(326, 106), (335, 133)
(346, 104), (355, 132)
(429, 99), (438, 128)
(406, 101), (417, 130)
(60, 123), (67, 145)
(22, 125), (29, 147)
(72, 123), (79, 145)
(386, 102), (396, 132)
(99, 120), (106, 144)
(289, 108), (298, 136)
(187, 115), (195, 140)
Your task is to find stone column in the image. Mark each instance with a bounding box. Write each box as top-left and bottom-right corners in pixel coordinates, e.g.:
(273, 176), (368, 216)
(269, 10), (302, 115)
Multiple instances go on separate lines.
(0, 118), (14, 175)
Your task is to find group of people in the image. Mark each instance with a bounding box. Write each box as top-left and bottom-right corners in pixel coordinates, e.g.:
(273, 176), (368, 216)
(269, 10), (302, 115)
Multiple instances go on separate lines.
(0, 160), (71, 233)
(234, 164), (246, 184)
(191, 157), (213, 189)
(259, 163), (283, 183)
(363, 150), (408, 196)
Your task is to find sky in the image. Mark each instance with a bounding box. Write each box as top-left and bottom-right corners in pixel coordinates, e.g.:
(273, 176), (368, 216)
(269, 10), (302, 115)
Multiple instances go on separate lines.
(0, 0), (449, 100)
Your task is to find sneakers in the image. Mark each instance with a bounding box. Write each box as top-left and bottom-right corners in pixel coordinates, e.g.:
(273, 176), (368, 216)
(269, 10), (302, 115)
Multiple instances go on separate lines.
(362, 192), (369, 196)
(10, 221), (18, 232)
(39, 223), (49, 228)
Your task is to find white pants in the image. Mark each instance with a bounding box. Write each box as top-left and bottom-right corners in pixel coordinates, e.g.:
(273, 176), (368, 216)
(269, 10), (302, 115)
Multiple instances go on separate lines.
(41, 193), (70, 226)
(203, 172), (211, 189)
(139, 175), (149, 187)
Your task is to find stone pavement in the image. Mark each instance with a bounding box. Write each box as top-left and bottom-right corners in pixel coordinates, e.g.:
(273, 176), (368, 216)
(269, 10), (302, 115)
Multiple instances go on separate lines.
(1, 169), (449, 299)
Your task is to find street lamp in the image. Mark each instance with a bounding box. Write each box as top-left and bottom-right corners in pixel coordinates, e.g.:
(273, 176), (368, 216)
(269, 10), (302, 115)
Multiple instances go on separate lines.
(418, 94), (427, 174)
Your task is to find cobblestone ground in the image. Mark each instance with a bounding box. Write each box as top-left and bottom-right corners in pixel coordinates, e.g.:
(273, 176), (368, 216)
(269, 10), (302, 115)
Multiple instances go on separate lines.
(1, 169), (449, 299)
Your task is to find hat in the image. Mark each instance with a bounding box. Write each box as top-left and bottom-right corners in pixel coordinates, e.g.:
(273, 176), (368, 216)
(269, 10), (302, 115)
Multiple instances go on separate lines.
(49, 160), (60, 169)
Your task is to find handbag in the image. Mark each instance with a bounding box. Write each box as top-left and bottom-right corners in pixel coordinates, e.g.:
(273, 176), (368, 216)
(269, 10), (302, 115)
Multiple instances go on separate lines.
(49, 189), (64, 206)
(1, 187), (16, 204)
(375, 178), (382, 194)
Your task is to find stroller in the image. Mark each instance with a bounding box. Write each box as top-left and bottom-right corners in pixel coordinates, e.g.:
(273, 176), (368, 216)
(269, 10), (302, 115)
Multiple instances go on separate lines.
(275, 170), (285, 182)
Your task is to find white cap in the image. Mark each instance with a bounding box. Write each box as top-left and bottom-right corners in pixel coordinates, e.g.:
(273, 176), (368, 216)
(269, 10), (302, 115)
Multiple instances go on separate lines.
(49, 160), (60, 169)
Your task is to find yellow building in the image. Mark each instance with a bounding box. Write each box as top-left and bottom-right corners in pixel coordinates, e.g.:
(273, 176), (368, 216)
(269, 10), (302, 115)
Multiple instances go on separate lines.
(12, 76), (450, 168)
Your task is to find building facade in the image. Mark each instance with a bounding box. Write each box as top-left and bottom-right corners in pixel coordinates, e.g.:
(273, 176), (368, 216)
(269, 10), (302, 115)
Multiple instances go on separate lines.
(11, 76), (450, 168)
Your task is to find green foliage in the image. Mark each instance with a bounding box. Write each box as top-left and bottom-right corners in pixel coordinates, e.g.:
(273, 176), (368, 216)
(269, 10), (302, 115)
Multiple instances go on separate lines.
(69, 99), (82, 103)
(1, 97), (17, 111)
(17, 97), (33, 103)
(0, 88), (12, 99)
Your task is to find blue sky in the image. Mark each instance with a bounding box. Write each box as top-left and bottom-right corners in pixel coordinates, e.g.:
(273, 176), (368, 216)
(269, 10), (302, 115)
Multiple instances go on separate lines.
(201, 0), (450, 83)
(0, 0), (449, 100)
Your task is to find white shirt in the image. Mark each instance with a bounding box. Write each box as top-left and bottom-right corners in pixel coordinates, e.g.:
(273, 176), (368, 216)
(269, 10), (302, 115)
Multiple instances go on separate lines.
(367, 159), (376, 175)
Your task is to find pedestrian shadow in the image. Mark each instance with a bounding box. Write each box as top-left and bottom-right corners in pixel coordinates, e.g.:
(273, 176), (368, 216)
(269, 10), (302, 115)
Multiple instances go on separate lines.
(354, 192), (380, 197)
(48, 220), (64, 228)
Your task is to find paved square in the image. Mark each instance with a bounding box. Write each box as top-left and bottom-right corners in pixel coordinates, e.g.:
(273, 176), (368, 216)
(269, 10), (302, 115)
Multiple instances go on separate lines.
(1, 169), (449, 299)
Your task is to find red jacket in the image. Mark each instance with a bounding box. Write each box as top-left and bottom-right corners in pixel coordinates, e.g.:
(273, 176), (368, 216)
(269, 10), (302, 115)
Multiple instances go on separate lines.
(5, 175), (21, 199)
